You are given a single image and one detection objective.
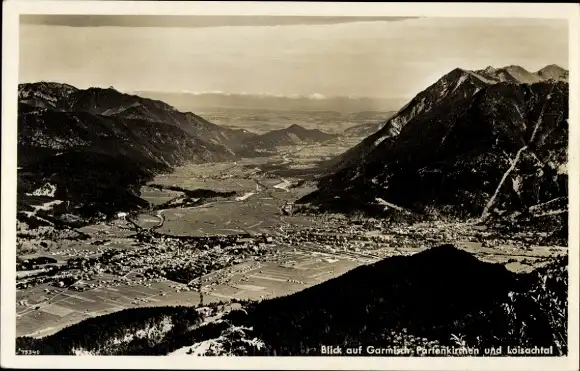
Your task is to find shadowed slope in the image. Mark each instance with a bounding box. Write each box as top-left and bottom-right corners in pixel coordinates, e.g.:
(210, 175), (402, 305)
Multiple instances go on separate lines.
(16, 245), (567, 356)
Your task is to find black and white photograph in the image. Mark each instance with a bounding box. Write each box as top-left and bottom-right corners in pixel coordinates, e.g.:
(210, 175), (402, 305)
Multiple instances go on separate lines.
(1, 1), (578, 370)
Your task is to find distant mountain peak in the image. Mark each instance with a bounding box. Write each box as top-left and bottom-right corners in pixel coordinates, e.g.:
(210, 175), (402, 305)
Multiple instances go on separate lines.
(537, 64), (569, 81)
(504, 64), (529, 71)
(243, 123), (336, 150)
(466, 64), (569, 84)
(475, 64), (528, 72)
(287, 123), (303, 130)
(444, 67), (470, 79)
(36, 81), (79, 91)
(85, 86), (123, 95)
(539, 64), (565, 72)
(374, 63), (567, 140)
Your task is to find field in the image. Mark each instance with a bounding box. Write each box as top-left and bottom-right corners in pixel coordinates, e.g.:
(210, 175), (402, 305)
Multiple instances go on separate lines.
(196, 108), (394, 135)
(17, 279), (192, 337)
(16, 244), (362, 337)
(139, 186), (183, 206)
(136, 152), (323, 237)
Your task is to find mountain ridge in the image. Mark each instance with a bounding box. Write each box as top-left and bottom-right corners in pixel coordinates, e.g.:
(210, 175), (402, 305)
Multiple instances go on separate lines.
(242, 123), (338, 151)
(19, 82), (259, 154)
(298, 65), (568, 233)
(331, 64), (568, 172)
(17, 83), (251, 225)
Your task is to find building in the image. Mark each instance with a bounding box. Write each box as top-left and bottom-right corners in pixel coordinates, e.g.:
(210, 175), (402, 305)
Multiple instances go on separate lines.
(281, 202), (294, 216)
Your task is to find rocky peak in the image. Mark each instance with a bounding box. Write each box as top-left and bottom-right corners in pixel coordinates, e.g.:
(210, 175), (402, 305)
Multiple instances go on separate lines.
(537, 64), (569, 82)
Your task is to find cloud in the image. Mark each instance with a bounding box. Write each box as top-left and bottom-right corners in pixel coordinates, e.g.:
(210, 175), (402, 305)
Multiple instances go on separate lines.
(170, 91), (330, 100)
(308, 93), (326, 100)
(180, 89), (225, 95)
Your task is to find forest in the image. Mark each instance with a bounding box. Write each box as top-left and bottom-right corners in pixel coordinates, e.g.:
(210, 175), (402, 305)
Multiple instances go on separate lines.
(16, 306), (203, 355)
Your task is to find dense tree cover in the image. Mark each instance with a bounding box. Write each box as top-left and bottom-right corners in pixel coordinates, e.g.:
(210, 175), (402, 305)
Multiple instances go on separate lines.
(502, 256), (568, 354)
(16, 306), (202, 355)
(148, 184), (236, 199)
(163, 267), (202, 284)
(17, 257), (58, 271)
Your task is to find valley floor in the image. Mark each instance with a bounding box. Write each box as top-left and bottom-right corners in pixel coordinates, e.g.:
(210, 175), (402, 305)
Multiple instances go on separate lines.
(15, 141), (568, 340)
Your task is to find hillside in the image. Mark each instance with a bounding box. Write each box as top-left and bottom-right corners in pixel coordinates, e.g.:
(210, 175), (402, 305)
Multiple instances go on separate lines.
(298, 65), (569, 234)
(18, 82), (258, 153)
(16, 245), (568, 356)
(17, 83), (250, 226)
(470, 64), (569, 84)
(342, 122), (383, 137)
(329, 65), (568, 172)
(243, 124), (338, 151)
(342, 111), (396, 138)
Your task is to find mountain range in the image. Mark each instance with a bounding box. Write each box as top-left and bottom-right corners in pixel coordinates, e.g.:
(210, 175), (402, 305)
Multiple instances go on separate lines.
(14, 64), (570, 356)
(132, 91), (407, 114)
(298, 64), (568, 233)
(473, 64), (568, 84)
(18, 82), (257, 153)
(17, 63), (569, 231)
(17, 83), (336, 224)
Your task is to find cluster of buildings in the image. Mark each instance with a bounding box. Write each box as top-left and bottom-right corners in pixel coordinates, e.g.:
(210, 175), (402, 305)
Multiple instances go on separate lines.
(274, 214), (542, 255)
(67, 233), (275, 286)
(17, 230), (284, 294)
(51, 246), (113, 258)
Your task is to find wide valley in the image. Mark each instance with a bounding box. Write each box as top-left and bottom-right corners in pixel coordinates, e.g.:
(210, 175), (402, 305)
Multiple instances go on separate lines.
(15, 137), (567, 338)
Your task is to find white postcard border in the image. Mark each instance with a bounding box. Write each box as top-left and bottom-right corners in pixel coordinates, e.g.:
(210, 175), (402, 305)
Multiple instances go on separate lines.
(2, 2), (578, 370)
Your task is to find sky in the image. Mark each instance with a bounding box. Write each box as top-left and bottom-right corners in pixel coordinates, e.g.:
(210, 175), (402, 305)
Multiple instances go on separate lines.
(19, 15), (569, 99)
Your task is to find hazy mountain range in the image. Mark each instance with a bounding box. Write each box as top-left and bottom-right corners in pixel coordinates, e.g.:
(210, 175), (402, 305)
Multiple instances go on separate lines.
(131, 90), (408, 114)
